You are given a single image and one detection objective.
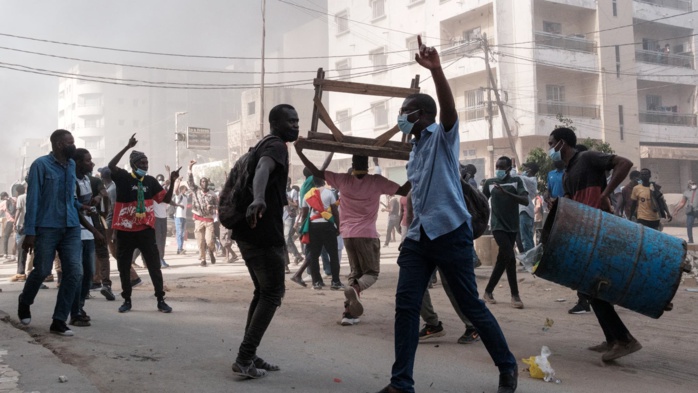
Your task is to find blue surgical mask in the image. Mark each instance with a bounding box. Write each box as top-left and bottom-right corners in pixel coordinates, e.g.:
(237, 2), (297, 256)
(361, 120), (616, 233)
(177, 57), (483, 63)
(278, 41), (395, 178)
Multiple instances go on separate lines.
(135, 168), (147, 177)
(548, 141), (563, 162)
(397, 110), (420, 135)
(496, 170), (507, 180)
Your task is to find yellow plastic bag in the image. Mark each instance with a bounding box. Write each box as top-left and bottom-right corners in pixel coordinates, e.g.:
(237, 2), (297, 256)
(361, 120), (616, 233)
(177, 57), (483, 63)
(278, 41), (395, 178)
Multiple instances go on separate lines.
(522, 356), (545, 379)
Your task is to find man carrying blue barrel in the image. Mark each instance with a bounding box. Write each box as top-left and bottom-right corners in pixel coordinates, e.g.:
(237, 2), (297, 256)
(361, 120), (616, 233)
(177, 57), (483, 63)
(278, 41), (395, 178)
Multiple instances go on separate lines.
(547, 127), (641, 362)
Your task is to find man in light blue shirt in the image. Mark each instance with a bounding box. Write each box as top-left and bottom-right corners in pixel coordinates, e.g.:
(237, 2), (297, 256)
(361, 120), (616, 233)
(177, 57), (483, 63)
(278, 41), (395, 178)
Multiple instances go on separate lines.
(547, 160), (565, 199)
(378, 36), (517, 393)
(18, 129), (86, 337)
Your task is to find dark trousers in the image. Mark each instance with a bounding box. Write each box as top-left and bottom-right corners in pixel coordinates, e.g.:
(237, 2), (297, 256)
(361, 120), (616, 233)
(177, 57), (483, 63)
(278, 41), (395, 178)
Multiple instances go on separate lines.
(579, 293), (632, 344)
(236, 241), (286, 364)
(1, 221), (13, 255)
(94, 225), (111, 286)
(687, 213), (695, 243)
(72, 239), (95, 317)
(390, 223), (516, 392)
(637, 219), (660, 230)
(307, 222), (340, 284)
(485, 230), (519, 297)
(16, 232), (28, 275)
(115, 229), (165, 300)
(155, 217), (167, 262)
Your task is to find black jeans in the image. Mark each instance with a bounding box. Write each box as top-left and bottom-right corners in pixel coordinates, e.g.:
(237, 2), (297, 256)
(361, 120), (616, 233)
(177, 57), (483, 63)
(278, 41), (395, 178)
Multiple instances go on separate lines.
(115, 229), (165, 300)
(637, 219), (660, 230)
(579, 293), (631, 344)
(485, 230), (519, 297)
(307, 222), (340, 284)
(236, 241), (286, 364)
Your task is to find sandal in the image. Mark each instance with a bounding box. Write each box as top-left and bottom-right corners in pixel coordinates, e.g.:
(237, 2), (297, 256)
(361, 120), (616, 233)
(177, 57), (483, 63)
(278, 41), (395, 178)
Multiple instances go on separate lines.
(232, 362), (267, 379)
(253, 356), (280, 371)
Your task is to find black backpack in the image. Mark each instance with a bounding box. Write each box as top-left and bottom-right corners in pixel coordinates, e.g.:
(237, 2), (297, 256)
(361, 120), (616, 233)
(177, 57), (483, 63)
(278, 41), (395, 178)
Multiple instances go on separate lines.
(461, 179), (490, 239)
(219, 135), (279, 229)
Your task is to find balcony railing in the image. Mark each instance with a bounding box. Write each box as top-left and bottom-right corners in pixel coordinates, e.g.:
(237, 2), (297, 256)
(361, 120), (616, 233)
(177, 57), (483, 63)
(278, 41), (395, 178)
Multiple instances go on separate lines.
(538, 101), (600, 119)
(441, 38), (490, 61)
(640, 110), (697, 126)
(635, 49), (694, 69)
(459, 105), (499, 122)
(535, 31), (596, 53)
(635, 0), (692, 12)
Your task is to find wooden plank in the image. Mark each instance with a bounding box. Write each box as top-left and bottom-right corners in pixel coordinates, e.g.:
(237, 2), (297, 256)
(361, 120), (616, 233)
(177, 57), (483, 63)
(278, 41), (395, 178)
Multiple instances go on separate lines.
(313, 79), (420, 98)
(296, 138), (411, 161)
(313, 97), (344, 143)
(307, 132), (411, 152)
(309, 68), (324, 134)
(374, 125), (401, 147)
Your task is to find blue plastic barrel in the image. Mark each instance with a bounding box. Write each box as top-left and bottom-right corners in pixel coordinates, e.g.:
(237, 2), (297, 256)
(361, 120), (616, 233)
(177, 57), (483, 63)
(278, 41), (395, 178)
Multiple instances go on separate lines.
(537, 198), (686, 319)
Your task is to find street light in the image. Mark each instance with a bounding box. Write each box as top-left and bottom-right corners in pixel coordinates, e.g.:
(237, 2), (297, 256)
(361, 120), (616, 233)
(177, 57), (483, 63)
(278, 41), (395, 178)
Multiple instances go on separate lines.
(175, 111), (187, 169)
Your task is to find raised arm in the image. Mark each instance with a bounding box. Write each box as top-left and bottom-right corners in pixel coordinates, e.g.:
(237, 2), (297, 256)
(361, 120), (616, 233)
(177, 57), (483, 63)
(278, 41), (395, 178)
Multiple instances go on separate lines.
(187, 160), (198, 191)
(109, 133), (137, 172)
(415, 35), (457, 131)
(294, 142), (325, 179)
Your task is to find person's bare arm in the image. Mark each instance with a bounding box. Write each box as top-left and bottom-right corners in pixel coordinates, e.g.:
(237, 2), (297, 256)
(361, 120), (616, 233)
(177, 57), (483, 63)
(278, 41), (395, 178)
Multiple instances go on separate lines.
(109, 133), (137, 172)
(294, 143), (325, 179)
(415, 35), (457, 131)
(247, 157), (277, 229)
(673, 196), (687, 217)
(395, 181), (411, 196)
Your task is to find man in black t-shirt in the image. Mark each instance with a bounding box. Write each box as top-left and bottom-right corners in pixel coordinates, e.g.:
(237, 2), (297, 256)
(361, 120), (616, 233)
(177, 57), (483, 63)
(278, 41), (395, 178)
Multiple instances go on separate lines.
(548, 127), (640, 363)
(230, 104), (298, 379)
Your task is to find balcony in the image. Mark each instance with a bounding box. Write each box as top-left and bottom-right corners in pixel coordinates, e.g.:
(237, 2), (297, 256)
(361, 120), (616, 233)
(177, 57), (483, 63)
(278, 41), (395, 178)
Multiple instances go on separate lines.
(459, 105), (499, 122)
(535, 31), (596, 53)
(634, 0), (691, 11)
(538, 101), (600, 119)
(441, 39), (488, 62)
(640, 110), (697, 126)
(635, 49), (694, 69)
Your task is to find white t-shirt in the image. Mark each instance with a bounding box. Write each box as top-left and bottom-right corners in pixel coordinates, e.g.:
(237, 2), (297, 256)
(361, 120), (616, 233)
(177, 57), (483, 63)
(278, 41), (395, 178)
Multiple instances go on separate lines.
(153, 201), (169, 219)
(301, 187), (336, 223)
(15, 194), (26, 228)
(283, 188), (299, 221)
(76, 176), (94, 241)
(174, 194), (189, 218)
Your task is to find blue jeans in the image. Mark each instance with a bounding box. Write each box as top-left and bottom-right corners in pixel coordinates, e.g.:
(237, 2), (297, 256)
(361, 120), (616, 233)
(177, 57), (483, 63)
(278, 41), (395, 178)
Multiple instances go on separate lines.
(519, 212), (534, 252)
(390, 223), (516, 392)
(175, 217), (186, 252)
(20, 226), (82, 322)
(236, 241), (286, 364)
(72, 239), (95, 317)
(687, 213), (695, 243)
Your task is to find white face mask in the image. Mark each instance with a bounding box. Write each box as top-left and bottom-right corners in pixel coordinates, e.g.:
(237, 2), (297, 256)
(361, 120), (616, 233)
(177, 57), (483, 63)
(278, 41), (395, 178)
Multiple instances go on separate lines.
(691, 184), (697, 190)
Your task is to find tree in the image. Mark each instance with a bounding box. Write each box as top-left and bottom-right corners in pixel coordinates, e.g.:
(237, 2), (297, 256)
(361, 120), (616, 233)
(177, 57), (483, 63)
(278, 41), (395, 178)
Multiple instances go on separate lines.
(524, 116), (614, 193)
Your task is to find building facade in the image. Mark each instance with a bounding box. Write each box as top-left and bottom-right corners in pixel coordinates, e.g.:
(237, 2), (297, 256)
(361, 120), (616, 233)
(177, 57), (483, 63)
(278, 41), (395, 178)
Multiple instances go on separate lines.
(327, 0), (698, 191)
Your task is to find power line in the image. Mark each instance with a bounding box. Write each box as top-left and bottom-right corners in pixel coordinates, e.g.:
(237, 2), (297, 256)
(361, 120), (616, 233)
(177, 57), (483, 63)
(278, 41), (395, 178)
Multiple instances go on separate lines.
(494, 32), (698, 51)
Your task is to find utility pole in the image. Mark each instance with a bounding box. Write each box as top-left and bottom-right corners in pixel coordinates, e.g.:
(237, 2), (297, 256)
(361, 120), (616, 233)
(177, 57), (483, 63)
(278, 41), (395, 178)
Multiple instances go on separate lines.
(259, 0), (267, 138)
(484, 36), (495, 176)
(482, 34), (520, 166)
(175, 111), (187, 169)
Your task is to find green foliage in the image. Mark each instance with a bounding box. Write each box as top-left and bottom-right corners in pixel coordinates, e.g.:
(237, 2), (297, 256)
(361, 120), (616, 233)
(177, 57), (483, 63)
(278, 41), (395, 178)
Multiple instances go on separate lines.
(577, 137), (615, 154)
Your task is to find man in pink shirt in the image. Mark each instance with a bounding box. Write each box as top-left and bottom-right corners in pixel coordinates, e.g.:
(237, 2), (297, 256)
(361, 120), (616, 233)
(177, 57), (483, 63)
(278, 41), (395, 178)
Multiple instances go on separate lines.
(295, 146), (410, 325)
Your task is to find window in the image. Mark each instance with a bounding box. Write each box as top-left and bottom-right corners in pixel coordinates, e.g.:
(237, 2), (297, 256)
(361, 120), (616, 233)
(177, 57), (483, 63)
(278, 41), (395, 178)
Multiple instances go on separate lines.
(642, 38), (659, 51)
(335, 59), (351, 78)
(247, 101), (256, 116)
(370, 47), (387, 71)
(85, 138), (101, 149)
(371, 101), (388, 127)
(465, 89), (485, 108)
(615, 45), (621, 78)
(79, 94), (101, 107)
(335, 10), (349, 34)
(612, 0), (617, 17)
(336, 109), (351, 132)
(462, 27), (482, 43)
(59, 110), (65, 118)
(84, 117), (100, 128)
(543, 21), (562, 35)
(58, 90), (65, 99)
(646, 95), (662, 111)
(371, 0), (385, 20)
(546, 85), (565, 102)
(618, 105), (624, 140)
(406, 35), (419, 58)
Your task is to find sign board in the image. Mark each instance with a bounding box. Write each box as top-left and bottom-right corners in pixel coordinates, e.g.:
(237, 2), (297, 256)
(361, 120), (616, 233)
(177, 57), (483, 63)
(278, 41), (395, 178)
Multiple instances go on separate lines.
(186, 127), (211, 150)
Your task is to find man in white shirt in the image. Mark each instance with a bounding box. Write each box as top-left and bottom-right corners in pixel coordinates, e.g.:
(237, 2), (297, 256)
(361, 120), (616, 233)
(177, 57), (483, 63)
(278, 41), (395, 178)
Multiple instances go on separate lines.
(154, 174), (170, 268)
(11, 184), (27, 281)
(173, 182), (190, 255)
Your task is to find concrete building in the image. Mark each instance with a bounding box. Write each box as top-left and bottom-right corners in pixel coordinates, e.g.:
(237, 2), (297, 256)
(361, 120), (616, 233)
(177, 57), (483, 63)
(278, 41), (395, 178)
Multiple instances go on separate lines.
(57, 63), (244, 171)
(327, 0), (698, 191)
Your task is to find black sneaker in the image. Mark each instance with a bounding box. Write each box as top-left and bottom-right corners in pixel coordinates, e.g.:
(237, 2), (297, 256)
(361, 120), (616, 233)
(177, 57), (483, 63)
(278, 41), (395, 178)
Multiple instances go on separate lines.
(18, 295), (31, 325)
(79, 308), (91, 321)
(568, 302), (591, 314)
(70, 315), (91, 327)
(419, 321), (446, 340)
(457, 328), (480, 344)
(209, 250), (216, 265)
(50, 319), (75, 336)
(497, 369), (518, 393)
(312, 282), (323, 290)
(100, 285), (116, 301)
(131, 277), (143, 287)
(157, 299), (172, 313)
(118, 300), (132, 313)
(330, 281), (345, 290)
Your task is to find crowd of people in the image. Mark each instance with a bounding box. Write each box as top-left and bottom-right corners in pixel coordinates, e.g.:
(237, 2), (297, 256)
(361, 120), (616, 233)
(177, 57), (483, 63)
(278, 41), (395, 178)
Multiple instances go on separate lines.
(3, 35), (695, 393)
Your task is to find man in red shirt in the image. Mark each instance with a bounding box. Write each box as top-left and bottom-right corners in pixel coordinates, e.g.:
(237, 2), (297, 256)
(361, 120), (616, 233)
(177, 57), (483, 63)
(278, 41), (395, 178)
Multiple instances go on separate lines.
(108, 134), (179, 314)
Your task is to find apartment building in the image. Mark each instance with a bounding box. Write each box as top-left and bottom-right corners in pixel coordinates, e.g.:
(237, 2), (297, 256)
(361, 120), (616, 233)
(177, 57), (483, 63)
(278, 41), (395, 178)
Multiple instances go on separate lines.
(57, 63), (241, 170)
(327, 0), (698, 191)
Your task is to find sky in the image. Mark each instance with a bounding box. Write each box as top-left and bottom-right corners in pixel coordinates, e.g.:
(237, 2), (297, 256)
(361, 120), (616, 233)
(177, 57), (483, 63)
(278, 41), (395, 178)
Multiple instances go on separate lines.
(0, 0), (322, 171)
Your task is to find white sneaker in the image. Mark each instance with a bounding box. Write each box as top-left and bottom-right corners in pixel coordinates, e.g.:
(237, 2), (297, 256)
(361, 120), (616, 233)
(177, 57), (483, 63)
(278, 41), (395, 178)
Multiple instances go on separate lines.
(340, 314), (360, 326)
